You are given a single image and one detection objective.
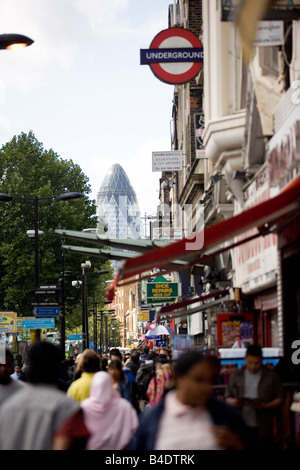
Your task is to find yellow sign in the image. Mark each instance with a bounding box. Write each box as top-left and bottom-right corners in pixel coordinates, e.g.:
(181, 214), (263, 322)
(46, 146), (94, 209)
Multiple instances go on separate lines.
(30, 329), (47, 343)
(139, 311), (150, 322)
(0, 312), (17, 333)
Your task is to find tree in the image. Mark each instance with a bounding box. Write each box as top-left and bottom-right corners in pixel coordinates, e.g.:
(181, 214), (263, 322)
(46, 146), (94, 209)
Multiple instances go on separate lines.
(0, 131), (108, 317)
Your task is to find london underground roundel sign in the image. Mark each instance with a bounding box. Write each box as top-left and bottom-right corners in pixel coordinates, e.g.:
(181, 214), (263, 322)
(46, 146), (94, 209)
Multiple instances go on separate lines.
(140, 27), (204, 85)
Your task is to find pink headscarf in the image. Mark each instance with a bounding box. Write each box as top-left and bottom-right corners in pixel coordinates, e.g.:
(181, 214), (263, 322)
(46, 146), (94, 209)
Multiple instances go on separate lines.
(81, 371), (138, 450)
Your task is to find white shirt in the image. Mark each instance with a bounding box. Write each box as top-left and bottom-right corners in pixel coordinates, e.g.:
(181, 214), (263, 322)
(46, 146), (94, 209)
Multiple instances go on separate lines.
(0, 379), (27, 407)
(0, 383), (80, 450)
(155, 390), (222, 450)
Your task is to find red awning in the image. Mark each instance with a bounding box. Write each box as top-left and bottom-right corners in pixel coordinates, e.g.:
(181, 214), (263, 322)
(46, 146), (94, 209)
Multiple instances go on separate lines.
(106, 175), (300, 301)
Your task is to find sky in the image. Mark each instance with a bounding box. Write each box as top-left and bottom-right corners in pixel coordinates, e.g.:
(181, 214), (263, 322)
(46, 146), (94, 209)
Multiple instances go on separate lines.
(0, 0), (175, 233)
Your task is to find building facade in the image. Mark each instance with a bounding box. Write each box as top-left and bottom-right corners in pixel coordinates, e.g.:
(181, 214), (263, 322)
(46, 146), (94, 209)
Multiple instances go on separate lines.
(156, 0), (300, 356)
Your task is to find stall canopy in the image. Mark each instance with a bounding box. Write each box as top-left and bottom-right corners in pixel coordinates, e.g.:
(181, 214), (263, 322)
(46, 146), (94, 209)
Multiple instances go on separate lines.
(106, 174), (300, 301)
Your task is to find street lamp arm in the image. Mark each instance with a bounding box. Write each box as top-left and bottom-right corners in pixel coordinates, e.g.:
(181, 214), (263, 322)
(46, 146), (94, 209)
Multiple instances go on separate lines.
(0, 33), (34, 50)
(0, 192), (84, 203)
(56, 192), (84, 201)
(0, 193), (13, 202)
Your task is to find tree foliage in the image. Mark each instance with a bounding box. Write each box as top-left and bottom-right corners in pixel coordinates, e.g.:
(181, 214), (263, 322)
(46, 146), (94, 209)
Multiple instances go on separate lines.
(0, 131), (110, 318)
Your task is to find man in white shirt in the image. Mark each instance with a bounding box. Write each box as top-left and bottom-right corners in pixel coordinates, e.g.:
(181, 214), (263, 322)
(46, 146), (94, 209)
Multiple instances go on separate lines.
(0, 341), (89, 450)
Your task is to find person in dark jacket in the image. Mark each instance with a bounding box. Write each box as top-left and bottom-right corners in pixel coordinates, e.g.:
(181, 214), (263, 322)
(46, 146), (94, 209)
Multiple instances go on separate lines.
(108, 359), (131, 403)
(136, 351), (157, 411)
(139, 345), (150, 363)
(225, 343), (284, 449)
(125, 351), (141, 377)
(129, 350), (250, 450)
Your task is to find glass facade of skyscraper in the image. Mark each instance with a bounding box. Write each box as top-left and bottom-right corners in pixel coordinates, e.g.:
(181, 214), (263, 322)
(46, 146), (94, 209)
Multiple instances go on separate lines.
(96, 164), (143, 239)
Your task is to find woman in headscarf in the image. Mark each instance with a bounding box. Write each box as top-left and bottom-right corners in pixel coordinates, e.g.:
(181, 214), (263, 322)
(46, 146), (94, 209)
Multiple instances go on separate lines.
(81, 371), (139, 450)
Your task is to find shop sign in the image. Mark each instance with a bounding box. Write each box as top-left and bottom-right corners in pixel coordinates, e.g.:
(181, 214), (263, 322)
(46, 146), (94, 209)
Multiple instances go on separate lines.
(217, 313), (254, 348)
(152, 151), (182, 171)
(141, 28), (204, 84)
(221, 0), (300, 22)
(139, 311), (150, 322)
(234, 182), (278, 293)
(171, 335), (194, 359)
(187, 302), (203, 336)
(194, 113), (206, 158)
(267, 119), (300, 188)
(252, 21), (284, 47)
(152, 227), (182, 241)
(0, 312), (17, 333)
(146, 277), (178, 304)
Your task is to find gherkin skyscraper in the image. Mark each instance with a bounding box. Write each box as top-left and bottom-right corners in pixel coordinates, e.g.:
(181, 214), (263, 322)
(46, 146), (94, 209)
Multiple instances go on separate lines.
(96, 164), (143, 239)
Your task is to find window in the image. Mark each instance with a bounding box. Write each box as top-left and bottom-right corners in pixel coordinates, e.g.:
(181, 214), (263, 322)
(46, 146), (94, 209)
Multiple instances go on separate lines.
(259, 46), (280, 76)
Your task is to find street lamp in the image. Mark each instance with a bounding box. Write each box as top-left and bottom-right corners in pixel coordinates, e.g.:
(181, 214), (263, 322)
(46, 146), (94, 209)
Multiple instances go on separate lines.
(74, 265), (111, 351)
(0, 33), (34, 50)
(0, 191), (83, 347)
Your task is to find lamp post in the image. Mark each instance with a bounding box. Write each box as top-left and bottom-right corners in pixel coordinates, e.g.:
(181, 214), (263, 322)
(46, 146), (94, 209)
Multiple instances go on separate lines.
(0, 191), (83, 347)
(81, 260), (91, 351)
(59, 236), (66, 355)
(99, 310), (105, 355)
(72, 269), (110, 352)
(90, 270), (110, 352)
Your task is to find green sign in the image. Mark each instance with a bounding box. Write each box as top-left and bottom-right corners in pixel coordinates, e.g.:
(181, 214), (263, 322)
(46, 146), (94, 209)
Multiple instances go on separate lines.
(146, 277), (178, 304)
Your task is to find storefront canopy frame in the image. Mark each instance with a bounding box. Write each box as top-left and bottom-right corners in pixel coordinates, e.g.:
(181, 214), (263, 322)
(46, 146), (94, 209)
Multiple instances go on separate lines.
(55, 230), (205, 276)
(106, 175), (300, 301)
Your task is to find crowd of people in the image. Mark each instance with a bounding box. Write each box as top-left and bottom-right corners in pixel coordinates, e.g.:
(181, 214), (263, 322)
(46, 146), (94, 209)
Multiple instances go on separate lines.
(0, 341), (297, 450)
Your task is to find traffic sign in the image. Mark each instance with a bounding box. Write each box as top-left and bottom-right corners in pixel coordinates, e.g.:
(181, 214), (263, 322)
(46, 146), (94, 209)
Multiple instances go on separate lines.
(22, 318), (55, 330)
(67, 334), (83, 341)
(39, 285), (60, 290)
(34, 307), (61, 317)
(140, 27), (204, 84)
(35, 285), (60, 294)
(31, 302), (59, 307)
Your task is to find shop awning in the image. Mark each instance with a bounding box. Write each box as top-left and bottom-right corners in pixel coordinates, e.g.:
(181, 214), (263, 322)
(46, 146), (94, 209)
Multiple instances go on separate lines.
(155, 288), (232, 321)
(106, 174), (300, 300)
